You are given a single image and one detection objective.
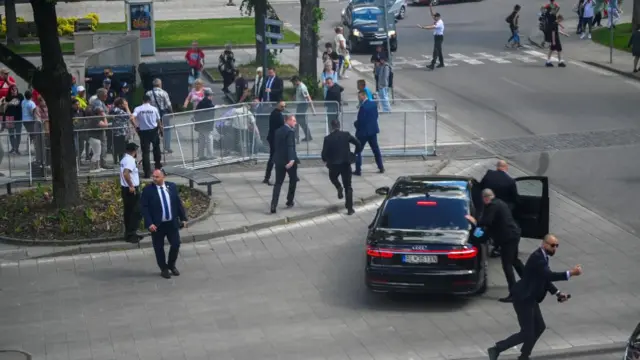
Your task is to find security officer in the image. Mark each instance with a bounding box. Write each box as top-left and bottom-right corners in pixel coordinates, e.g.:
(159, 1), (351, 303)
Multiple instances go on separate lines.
(120, 142), (142, 243)
(479, 159), (518, 258)
(466, 189), (525, 303)
(321, 119), (362, 215)
(133, 94), (163, 178)
(418, 3), (445, 70)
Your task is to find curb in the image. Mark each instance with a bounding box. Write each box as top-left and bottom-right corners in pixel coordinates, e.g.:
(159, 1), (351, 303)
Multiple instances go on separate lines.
(27, 159), (449, 258)
(453, 342), (624, 360)
(0, 186), (216, 247)
(0, 350), (32, 360)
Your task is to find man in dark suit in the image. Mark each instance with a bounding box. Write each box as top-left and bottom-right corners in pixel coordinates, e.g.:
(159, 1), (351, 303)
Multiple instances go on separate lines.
(270, 114), (299, 214)
(322, 119), (362, 215)
(480, 160), (519, 258)
(141, 169), (189, 279)
(263, 101), (285, 185)
(354, 91), (384, 176)
(259, 67), (284, 103)
(487, 234), (583, 360)
(466, 189), (525, 303)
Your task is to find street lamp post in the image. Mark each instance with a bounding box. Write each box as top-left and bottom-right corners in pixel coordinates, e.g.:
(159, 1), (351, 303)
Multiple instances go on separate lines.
(608, 4), (613, 63)
(382, 0), (393, 66)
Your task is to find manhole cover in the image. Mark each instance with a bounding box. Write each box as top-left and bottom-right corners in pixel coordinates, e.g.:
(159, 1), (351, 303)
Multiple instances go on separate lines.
(0, 350), (32, 360)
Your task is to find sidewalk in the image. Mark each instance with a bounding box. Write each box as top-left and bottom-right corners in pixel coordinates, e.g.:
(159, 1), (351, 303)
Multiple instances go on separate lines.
(0, 158), (448, 260)
(528, 12), (639, 79)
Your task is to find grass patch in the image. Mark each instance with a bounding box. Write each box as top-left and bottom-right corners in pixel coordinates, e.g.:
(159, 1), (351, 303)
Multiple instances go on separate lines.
(6, 18), (300, 54)
(592, 22), (632, 52)
(0, 180), (210, 241)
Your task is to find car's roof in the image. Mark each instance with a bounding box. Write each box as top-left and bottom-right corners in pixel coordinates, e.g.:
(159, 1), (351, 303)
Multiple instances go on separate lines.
(394, 175), (474, 183)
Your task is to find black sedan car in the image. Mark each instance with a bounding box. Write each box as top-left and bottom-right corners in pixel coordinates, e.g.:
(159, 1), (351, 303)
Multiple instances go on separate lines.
(365, 175), (550, 295)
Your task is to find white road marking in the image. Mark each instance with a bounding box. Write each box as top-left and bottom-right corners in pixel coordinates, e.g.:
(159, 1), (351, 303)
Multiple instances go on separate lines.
(513, 56), (538, 63)
(523, 50), (547, 58)
(449, 53), (484, 65)
(500, 77), (535, 92)
(455, 161), (488, 176)
(394, 56), (409, 63)
(475, 52), (511, 64)
(624, 79), (640, 90)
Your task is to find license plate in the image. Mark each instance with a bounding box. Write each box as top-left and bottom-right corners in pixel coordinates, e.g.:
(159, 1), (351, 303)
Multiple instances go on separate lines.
(370, 41), (383, 45)
(403, 255), (438, 264)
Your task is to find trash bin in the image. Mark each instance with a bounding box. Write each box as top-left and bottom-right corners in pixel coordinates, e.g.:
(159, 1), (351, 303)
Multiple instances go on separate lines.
(85, 65), (136, 96)
(138, 61), (192, 112)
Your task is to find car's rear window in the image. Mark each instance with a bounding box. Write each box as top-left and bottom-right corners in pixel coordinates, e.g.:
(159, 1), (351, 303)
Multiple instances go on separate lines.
(379, 196), (470, 231)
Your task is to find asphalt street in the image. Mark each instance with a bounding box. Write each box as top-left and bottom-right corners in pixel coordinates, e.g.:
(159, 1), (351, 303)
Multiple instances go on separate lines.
(275, 1), (640, 234)
(1, 159), (638, 360)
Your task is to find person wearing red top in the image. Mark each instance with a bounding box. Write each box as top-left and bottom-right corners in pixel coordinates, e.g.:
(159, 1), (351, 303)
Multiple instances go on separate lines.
(0, 68), (16, 99)
(185, 41), (205, 86)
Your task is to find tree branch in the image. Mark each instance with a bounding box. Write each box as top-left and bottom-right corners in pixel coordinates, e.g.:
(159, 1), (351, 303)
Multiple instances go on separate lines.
(0, 43), (38, 85)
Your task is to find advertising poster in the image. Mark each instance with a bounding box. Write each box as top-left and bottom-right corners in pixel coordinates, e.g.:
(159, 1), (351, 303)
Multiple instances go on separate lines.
(130, 4), (152, 38)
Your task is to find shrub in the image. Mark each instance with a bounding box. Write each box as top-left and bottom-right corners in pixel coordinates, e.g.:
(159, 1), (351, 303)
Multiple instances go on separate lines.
(0, 14), (100, 37)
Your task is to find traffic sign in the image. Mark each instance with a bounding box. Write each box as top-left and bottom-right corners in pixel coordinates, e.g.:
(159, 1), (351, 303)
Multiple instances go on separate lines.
(265, 31), (284, 40)
(256, 34), (263, 42)
(265, 18), (283, 27)
(266, 43), (296, 50)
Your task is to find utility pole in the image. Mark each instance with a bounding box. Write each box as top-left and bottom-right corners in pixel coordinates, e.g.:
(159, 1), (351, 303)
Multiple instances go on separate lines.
(382, 0), (393, 66)
(609, 2), (614, 63)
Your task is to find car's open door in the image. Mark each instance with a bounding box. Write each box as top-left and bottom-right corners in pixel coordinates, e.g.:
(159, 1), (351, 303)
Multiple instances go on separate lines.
(514, 176), (550, 239)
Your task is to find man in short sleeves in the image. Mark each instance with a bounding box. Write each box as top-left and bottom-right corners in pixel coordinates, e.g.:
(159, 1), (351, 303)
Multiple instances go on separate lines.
(120, 142), (142, 243)
(133, 94), (163, 178)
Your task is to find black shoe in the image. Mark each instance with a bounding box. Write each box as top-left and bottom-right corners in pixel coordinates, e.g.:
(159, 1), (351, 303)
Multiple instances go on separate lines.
(352, 171), (361, 176)
(301, 137), (312, 142)
(124, 236), (140, 243)
(263, 178), (272, 186)
(634, 68), (639, 73)
(487, 347), (499, 360)
(436, 63), (445, 68)
(499, 296), (513, 303)
(270, 207), (276, 214)
(517, 356), (531, 360)
(160, 269), (171, 279)
(558, 62), (566, 68)
(490, 248), (501, 258)
(337, 188), (344, 199)
(347, 208), (355, 215)
(285, 202), (294, 208)
(169, 267), (180, 276)
(378, 169), (385, 174)
(545, 62), (554, 67)
(426, 64), (435, 70)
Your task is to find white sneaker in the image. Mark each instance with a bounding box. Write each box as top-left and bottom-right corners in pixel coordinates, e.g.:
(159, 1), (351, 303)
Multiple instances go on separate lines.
(588, 34), (592, 39)
(580, 33), (586, 39)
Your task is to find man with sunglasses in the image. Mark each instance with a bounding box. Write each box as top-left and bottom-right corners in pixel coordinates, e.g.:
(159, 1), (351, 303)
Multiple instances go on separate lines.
(487, 234), (583, 360)
(465, 188), (524, 302)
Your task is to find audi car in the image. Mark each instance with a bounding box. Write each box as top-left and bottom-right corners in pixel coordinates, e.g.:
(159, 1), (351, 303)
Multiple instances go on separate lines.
(365, 175), (550, 295)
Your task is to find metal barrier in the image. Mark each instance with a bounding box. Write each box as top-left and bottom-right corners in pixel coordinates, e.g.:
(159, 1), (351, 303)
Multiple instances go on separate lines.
(0, 98), (439, 180)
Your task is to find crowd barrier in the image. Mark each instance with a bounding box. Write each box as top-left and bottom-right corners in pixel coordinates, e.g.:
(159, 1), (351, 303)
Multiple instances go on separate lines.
(0, 99), (438, 180)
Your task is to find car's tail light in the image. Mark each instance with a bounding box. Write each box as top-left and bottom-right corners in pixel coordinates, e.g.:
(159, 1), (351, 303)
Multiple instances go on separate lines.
(366, 245), (394, 258)
(416, 201), (437, 206)
(447, 246), (478, 260)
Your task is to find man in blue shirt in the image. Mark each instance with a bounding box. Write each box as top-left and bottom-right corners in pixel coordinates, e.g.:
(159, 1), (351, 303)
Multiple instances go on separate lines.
(353, 91), (384, 176)
(357, 79), (374, 105)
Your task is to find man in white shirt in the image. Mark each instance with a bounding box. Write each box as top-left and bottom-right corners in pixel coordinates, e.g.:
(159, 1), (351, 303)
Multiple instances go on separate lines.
(334, 27), (349, 79)
(133, 94), (163, 178)
(580, 0), (595, 39)
(120, 142), (142, 243)
(418, 4), (445, 70)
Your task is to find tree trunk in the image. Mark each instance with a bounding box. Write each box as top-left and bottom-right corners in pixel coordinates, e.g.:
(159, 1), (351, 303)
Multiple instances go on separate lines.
(298, 0), (318, 82)
(254, 0), (267, 65)
(31, 0), (80, 208)
(633, 0), (640, 31)
(5, 0), (20, 46)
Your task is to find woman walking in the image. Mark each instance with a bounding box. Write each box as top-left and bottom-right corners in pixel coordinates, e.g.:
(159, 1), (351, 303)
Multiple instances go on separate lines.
(628, 27), (640, 72)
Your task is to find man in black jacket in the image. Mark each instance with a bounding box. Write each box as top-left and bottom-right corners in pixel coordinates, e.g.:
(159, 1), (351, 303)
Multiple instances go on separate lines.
(321, 119), (361, 215)
(263, 101), (285, 185)
(194, 89), (216, 160)
(270, 114), (299, 213)
(488, 234), (582, 360)
(466, 188), (525, 302)
(259, 67), (284, 103)
(479, 159), (519, 257)
(324, 77), (343, 127)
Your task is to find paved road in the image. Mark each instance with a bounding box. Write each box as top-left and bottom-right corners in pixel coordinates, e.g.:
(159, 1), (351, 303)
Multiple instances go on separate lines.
(274, 2), (640, 234)
(1, 159), (638, 360)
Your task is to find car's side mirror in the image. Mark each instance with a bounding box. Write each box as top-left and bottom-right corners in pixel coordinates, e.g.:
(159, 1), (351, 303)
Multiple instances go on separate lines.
(375, 186), (390, 196)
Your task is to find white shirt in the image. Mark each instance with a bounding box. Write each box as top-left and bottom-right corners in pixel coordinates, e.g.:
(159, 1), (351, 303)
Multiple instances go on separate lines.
(434, 19), (444, 36)
(334, 34), (347, 55)
(583, 1), (595, 18)
(133, 103), (161, 130)
(119, 154), (139, 187)
(157, 184), (173, 222)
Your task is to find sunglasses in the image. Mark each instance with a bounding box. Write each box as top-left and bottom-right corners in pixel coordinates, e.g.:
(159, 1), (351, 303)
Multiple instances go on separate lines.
(548, 243), (559, 248)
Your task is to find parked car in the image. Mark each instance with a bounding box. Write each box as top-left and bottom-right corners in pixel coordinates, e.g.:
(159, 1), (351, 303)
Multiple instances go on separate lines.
(342, 0), (407, 20)
(341, 4), (399, 53)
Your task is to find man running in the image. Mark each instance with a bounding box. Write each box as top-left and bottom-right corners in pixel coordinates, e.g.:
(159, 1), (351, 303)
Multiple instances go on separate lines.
(546, 14), (569, 67)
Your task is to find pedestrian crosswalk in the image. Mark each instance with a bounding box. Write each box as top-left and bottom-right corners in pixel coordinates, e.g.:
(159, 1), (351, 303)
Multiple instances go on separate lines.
(349, 46), (553, 72)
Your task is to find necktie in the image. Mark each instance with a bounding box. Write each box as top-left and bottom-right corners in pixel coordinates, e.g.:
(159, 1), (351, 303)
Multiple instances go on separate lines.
(160, 186), (171, 221)
(266, 77), (273, 102)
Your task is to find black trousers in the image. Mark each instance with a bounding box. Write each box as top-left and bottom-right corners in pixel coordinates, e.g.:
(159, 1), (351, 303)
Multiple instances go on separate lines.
(120, 187), (140, 240)
(270, 164), (298, 209)
(221, 72), (235, 91)
(139, 128), (162, 178)
(431, 35), (444, 66)
(151, 221), (181, 271)
(593, 12), (602, 26)
(496, 301), (546, 358)
(500, 237), (525, 291)
(112, 135), (127, 164)
(328, 163), (353, 210)
(264, 141), (275, 180)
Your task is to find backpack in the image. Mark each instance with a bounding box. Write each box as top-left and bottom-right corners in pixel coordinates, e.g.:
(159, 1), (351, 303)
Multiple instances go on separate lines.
(506, 12), (515, 24)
